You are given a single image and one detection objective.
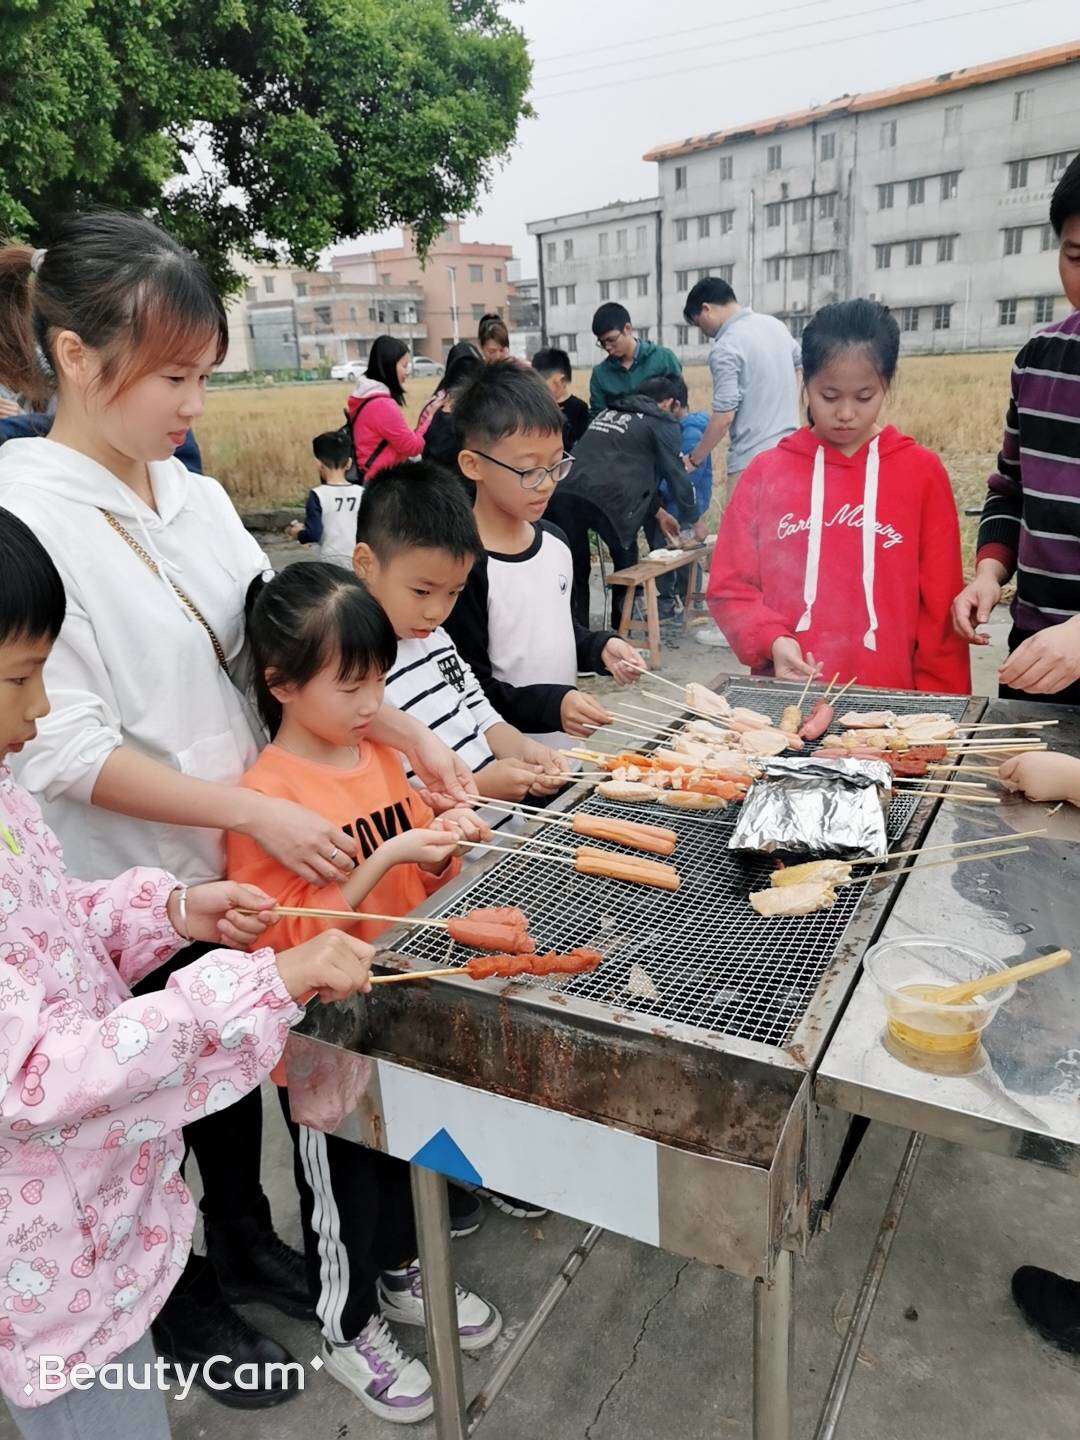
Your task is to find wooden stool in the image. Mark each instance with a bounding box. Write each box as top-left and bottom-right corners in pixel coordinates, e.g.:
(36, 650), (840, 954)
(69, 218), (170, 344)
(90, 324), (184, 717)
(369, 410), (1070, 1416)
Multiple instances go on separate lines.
(604, 542), (715, 668)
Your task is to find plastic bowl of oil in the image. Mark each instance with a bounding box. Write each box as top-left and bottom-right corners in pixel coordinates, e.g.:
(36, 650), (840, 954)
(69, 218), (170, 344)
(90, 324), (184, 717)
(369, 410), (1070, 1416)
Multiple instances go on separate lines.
(864, 935), (1016, 1056)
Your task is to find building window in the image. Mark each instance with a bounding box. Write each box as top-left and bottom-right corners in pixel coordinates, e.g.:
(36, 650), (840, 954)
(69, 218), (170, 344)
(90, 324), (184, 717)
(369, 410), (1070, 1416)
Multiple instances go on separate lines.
(598, 280), (610, 301)
(677, 324), (690, 345)
(880, 120), (897, 149)
(381, 272), (392, 286)
(765, 202), (782, 228)
(368, 306), (377, 321)
(999, 298), (1018, 326)
(718, 264), (734, 283)
(937, 234), (956, 262)
(1041, 224), (1055, 251)
(616, 277), (629, 299)
(1003, 227), (1024, 256)
(789, 315), (807, 339)
(1034, 296), (1055, 325)
(765, 257), (782, 281)
(932, 303), (952, 331)
(792, 254), (808, 280)
(599, 233), (609, 256)
(548, 287), (558, 307)
(875, 244), (891, 270)
(1012, 88), (1033, 122)
(566, 284), (576, 304)
(820, 132), (836, 161)
(471, 303), (485, 322)
(719, 209), (734, 234)
(899, 307), (919, 333)
(1007, 159), (1029, 189)
(638, 328), (650, 342)
(936, 171), (959, 202)
(313, 304), (331, 324)
(566, 333), (578, 354)
(698, 327), (709, 344)
(944, 104), (963, 136)
(908, 177), (925, 205)
(494, 267), (503, 283)
(767, 143), (782, 171)
(636, 275), (648, 297)
(1048, 152), (1072, 182)
(697, 215), (711, 240)
(616, 228), (627, 252)
(349, 306), (357, 321)
(696, 269), (711, 284)
(546, 242), (555, 264)
(905, 239), (923, 266)
(793, 198), (809, 223)
(675, 165), (687, 190)
(815, 251), (835, 277)
(636, 225), (647, 250)
(675, 269), (689, 289)
(469, 264), (483, 283)
(818, 192), (837, 220)
(295, 281), (308, 297)
(719, 155), (733, 180)
(562, 240), (573, 261)
(878, 183), (894, 210)
(675, 218), (688, 242)
(244, 286), (257, 302)
(263, 276), (275, 294)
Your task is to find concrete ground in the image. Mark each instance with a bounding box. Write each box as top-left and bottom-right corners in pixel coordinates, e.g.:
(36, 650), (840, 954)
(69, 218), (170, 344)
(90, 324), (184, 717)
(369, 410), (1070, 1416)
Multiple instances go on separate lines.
(7, 576), (1073, 1440)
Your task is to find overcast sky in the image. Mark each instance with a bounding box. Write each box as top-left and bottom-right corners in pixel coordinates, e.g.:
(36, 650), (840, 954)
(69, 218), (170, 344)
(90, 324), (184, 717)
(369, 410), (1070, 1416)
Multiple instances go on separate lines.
(339, 0), (1077, 275)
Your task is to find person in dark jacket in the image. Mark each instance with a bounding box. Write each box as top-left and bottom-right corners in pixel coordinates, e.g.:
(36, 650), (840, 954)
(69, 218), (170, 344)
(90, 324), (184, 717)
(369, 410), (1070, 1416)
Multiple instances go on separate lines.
(420, 342), (484, 481)
(531, 347), (590, 451)
(545, 383), (695, 629)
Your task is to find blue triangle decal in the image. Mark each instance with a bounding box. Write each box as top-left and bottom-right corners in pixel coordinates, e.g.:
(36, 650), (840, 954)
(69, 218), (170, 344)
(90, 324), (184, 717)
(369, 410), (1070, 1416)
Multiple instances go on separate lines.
(409, 1128), (483, 1187)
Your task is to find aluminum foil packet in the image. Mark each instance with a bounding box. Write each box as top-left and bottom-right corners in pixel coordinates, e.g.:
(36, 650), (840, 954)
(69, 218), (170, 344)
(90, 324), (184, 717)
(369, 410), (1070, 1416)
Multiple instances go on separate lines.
(728, 757), (891, 857)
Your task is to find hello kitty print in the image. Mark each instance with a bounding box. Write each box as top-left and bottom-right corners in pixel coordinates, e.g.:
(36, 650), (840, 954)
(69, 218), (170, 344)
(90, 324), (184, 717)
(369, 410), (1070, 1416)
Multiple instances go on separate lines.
(0, 767), (300, 1407)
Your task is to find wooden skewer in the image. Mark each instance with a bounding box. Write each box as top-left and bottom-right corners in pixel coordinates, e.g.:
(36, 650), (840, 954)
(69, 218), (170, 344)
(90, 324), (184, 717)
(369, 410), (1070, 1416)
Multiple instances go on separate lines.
(892, 777), (988, 790)
(253, 905), (453, 928)
(844, 844), (1030, 887)
(900, 790), (1000, 805)
(934, 948), (1071, 1005)
(641, 689), (739, 729)
(956, 720), (1058, 732)
(464, 839), (577, 867)
(831, 677), (858, 705)
(490, 829), (577, 854)
(943, 741), (1046, 753)
(370, 965), (471, 986)
(643, 672), (696, 695)
(795, 669), (817, 711)
(821, 672), (840, 702)
(854, 826), (1047, 866)
(927, 762), (1002, 775)
(610, 705), (683, 736)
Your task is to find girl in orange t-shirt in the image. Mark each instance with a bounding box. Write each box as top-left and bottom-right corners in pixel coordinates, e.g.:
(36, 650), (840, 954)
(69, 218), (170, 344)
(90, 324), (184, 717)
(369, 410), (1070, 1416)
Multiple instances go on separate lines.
(228, 562), (501, 1423)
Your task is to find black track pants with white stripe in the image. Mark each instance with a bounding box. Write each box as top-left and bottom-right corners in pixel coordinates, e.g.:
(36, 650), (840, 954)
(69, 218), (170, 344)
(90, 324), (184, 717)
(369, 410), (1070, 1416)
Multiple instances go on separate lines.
(276, 1086), (417, 1344)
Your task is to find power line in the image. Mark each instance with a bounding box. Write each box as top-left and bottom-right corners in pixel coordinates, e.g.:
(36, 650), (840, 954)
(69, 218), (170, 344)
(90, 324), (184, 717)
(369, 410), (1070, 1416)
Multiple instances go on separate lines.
(534, 0), (933, 87)
(531, 0), (1043, 102)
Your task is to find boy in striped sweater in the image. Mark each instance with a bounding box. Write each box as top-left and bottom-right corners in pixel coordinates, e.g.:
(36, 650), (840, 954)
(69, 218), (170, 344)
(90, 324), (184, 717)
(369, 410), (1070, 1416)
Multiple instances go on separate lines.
(954, 155), (1080, 702)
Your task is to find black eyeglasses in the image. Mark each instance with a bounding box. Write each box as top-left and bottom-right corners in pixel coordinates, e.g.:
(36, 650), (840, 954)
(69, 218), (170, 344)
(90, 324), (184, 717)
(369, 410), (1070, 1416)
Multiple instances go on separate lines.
(470, 450), (574, 491)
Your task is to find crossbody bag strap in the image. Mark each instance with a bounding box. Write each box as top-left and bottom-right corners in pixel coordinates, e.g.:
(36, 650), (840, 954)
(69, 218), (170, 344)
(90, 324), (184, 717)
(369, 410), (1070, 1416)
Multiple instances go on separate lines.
(99, 509), (229, 672)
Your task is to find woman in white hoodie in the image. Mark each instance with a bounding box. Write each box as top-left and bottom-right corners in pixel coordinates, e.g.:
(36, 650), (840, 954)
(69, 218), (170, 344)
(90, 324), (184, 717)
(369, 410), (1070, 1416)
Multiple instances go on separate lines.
(0, 212), (474, 1411)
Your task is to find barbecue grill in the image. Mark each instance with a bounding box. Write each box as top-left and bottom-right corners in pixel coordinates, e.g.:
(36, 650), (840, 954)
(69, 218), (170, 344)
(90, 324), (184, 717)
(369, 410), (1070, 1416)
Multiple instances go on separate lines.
(284, 679), (985, 1439)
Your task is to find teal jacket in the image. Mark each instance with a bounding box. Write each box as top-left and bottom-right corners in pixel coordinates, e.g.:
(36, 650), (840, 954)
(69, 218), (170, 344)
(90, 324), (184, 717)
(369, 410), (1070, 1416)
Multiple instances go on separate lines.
(588, 338), (682, 415)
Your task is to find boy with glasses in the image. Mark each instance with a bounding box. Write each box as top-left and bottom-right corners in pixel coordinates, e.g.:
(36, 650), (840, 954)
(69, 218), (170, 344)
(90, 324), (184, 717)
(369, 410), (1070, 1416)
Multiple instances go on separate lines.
(447, 363), (646, 746)
(589, 302), (682, 416)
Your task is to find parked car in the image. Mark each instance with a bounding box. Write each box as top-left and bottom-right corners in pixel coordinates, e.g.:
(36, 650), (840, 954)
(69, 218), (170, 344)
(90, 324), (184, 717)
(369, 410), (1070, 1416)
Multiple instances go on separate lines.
(331, 360), (365, 382)
(410, 355), (444, 378)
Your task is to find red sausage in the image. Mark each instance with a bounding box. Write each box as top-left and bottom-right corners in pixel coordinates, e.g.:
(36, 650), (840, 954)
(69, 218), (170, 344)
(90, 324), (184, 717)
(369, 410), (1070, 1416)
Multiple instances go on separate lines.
(799, 700), (834, 741)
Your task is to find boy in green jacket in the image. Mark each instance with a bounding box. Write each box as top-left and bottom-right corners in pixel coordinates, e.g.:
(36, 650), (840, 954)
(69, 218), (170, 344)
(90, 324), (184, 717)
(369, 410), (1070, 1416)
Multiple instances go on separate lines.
(589, 302), (682, 415)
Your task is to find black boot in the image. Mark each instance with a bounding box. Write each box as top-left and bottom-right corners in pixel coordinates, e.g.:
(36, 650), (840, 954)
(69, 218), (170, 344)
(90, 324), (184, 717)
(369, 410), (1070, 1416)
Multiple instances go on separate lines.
(204, 1194), (316, 1321)
(1012, 1265), (1080, 1353)
(153, 1256), (302, 1409)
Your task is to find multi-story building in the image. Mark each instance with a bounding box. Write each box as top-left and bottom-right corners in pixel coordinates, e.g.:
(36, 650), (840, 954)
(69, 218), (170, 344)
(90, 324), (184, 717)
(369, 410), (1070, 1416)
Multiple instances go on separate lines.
(527, 42), (1080, 359)
(507, 275), (541, 358)
(332, 221), (515, 359)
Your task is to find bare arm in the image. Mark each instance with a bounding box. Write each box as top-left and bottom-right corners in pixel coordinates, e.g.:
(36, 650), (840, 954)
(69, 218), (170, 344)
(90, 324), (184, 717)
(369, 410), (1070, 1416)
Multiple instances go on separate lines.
(689, 411), (734, 467)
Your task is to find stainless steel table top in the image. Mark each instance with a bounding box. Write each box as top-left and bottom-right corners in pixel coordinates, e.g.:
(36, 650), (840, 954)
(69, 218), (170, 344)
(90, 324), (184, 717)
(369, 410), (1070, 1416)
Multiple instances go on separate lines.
(817, 698), (1080, 1173)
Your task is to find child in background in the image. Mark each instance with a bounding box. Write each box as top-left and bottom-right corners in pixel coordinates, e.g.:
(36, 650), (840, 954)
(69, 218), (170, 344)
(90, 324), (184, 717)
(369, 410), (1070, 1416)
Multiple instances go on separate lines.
(0, 510), (375, 1433)
(354, 462), (569, 810)
(420, 343), (484, 480)
(286, 430), (365, 567)
(670, 376), (713, 542)
(477, 313), (511, 364)
(531, 347), (590, 450)
(226, 563), (500, 1425)
(448, 363), (645, 746)
(708, 299), (970, 694)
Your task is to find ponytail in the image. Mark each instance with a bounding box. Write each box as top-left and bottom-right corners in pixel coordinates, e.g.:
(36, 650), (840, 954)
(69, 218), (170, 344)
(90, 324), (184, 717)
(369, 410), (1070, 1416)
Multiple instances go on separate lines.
(0, 246), (49, 407)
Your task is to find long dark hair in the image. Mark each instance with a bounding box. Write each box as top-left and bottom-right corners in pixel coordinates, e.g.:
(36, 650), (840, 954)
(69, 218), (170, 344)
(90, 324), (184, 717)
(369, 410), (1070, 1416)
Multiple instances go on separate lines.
(365, 335), (409, 406)
(0, 510), (66, 644)
(0, 210), (227, 409)
(244, 563), (397, 737)
(440, 343), (484, 397)
(801, 299), (900, 387)
(478, 312), (509, 350)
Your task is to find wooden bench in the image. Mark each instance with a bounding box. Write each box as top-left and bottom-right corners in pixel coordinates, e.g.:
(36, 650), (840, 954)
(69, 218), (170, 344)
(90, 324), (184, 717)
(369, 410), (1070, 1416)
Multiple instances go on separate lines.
(604, 542), (716, 668)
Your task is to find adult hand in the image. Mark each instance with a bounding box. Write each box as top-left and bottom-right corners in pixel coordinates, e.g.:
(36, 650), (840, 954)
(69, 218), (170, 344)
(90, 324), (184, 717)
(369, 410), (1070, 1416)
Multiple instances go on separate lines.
(560, 690), (613, 738)
(656, 509), (681, 544)
(285, 520), (304, 540)
(999, 752), (1080, 805)
(602, 638), (648, 685)
(170, 882), (277, 949)
(998, 617), (1080, 694)
(951, 562), (1004, 644)
(681, 453), (695, 473)
(275, 930), (375, 1004)
(771, 637), (820, 681)
(405, 729), (479, 809)
(240, 795), (357, 886)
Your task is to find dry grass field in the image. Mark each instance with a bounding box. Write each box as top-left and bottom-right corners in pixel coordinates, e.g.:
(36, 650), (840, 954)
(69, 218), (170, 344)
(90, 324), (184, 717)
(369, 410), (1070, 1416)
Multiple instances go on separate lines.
(198, 350), (1013, 566)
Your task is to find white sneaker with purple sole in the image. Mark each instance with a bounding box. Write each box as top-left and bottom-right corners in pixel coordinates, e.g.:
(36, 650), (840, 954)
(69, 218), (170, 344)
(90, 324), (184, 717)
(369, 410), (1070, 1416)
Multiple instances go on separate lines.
(378, 1263), (503, 1351)
(323, 1313), (433, 1424)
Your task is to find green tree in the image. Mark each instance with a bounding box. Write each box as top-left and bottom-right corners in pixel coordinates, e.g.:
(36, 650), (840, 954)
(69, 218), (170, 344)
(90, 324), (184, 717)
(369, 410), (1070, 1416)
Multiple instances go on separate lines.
(0, 0), (531, 291)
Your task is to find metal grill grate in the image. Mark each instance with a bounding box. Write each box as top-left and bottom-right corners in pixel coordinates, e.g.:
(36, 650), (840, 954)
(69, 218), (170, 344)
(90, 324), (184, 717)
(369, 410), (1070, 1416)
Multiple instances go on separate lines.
(389, 686), (974, 1050)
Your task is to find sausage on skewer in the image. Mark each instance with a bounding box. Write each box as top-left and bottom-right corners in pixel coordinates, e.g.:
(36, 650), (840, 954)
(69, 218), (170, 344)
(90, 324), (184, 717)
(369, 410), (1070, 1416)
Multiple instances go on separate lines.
(570, 813), (678, 856)
(800, 698), (835, 741)
(466, 949), (603, 981)
(574, 847), (681, 891)
(445, 918), (536, 953)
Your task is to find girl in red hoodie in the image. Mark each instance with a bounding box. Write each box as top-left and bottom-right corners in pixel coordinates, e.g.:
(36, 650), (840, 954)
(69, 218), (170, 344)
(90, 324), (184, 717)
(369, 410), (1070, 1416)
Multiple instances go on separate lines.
(707, 299), (970, 694)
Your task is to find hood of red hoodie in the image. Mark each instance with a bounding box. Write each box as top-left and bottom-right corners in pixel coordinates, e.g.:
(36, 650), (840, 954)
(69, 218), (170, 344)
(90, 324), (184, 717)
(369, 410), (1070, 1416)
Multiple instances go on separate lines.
(778, 423), (915, 466)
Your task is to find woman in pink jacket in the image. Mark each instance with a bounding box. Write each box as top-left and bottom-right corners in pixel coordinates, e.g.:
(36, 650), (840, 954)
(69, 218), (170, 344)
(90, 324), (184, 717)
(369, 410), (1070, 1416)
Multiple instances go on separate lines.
(0, 511), (374, 1435)
(346, 337), (436, 482)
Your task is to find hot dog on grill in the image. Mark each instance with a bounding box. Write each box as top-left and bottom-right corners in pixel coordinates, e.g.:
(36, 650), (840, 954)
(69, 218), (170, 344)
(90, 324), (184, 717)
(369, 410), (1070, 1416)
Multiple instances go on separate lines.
(574, 847), (681, 891)
(799, 699), (834, 741)
(465, 949), (603, 981)
(445, 918), (536, 953)
(571, 813), (678, 856)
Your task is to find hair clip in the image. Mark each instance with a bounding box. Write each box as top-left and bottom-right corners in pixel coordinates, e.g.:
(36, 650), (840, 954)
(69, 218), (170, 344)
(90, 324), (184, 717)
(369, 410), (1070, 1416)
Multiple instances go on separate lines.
(29, 249), (46, 275)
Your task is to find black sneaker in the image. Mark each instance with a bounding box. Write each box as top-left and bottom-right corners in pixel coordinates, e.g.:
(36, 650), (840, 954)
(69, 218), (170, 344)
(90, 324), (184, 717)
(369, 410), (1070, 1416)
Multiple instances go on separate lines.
(480, 1190), (549, 1220)
(448, 1184), (485, 1238)
(204, 1198), (315, 1321)
(1012, 1266), (1080, 1352)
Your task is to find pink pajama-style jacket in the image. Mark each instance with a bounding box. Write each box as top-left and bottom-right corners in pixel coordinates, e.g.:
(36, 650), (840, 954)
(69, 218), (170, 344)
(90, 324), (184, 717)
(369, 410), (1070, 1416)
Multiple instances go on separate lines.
(0, 768), (301, 1407)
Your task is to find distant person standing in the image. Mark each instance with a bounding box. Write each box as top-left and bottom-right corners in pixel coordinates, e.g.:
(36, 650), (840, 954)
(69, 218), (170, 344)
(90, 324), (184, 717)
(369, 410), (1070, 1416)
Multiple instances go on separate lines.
(588, 302), (681, 416)
(347, 335), (434, 482)
(682, 277), (802, 503)
(478, 313), (511, 363)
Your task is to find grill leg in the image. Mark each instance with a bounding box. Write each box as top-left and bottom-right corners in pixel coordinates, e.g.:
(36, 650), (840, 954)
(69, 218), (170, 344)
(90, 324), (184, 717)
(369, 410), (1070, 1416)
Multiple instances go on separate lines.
(410, 1164), (467, 1440)
(752, 1248), (794, 1440)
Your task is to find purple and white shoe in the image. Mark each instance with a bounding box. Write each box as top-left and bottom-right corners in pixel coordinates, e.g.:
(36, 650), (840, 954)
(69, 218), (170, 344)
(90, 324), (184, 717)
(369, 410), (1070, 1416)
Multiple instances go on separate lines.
(322, 1314), (433, 1423)
(378, 1263), (503, 1351)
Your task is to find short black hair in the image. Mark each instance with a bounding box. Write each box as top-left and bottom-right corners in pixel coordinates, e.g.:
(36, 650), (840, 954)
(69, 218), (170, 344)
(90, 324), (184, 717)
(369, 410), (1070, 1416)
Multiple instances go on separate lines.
(312, 430), (353, 469)
(683, 276), (737, 322)
(1050, 153), (1080, 237)
(591, 302), (631, 338)
(638, 376), (681, 405)
(531, 347), (572, 382)
(801, 299), (900, 388)
(356, 461), (484, 564)
(454, 361), (563, 447)
(0, 509), (66, 645)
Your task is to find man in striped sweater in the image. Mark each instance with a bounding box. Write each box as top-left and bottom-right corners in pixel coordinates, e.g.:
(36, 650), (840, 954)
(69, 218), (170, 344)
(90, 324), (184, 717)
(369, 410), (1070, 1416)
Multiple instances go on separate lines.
(953, 155), (1080, 702)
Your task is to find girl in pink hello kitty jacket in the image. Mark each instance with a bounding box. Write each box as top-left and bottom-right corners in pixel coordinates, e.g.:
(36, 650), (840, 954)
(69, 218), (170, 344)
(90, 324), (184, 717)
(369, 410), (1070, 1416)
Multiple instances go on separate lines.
(0, 511), (375, 1432)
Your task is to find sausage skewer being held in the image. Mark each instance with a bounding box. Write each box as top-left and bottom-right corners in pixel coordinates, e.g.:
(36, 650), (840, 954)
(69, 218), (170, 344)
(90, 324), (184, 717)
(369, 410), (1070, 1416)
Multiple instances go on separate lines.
(371, 949), (604, 986)
(464, 796), (678, 856)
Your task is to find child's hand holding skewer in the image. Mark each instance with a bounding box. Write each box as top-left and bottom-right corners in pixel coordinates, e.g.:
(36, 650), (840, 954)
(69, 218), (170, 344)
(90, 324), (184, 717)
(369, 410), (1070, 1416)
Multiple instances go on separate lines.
(276, 930), (375, 1003)
(999, 752), (1080, 807)
(561, 691), (613, 737)
(168, 882), (279, 950)
(602, 638), (649, 686)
